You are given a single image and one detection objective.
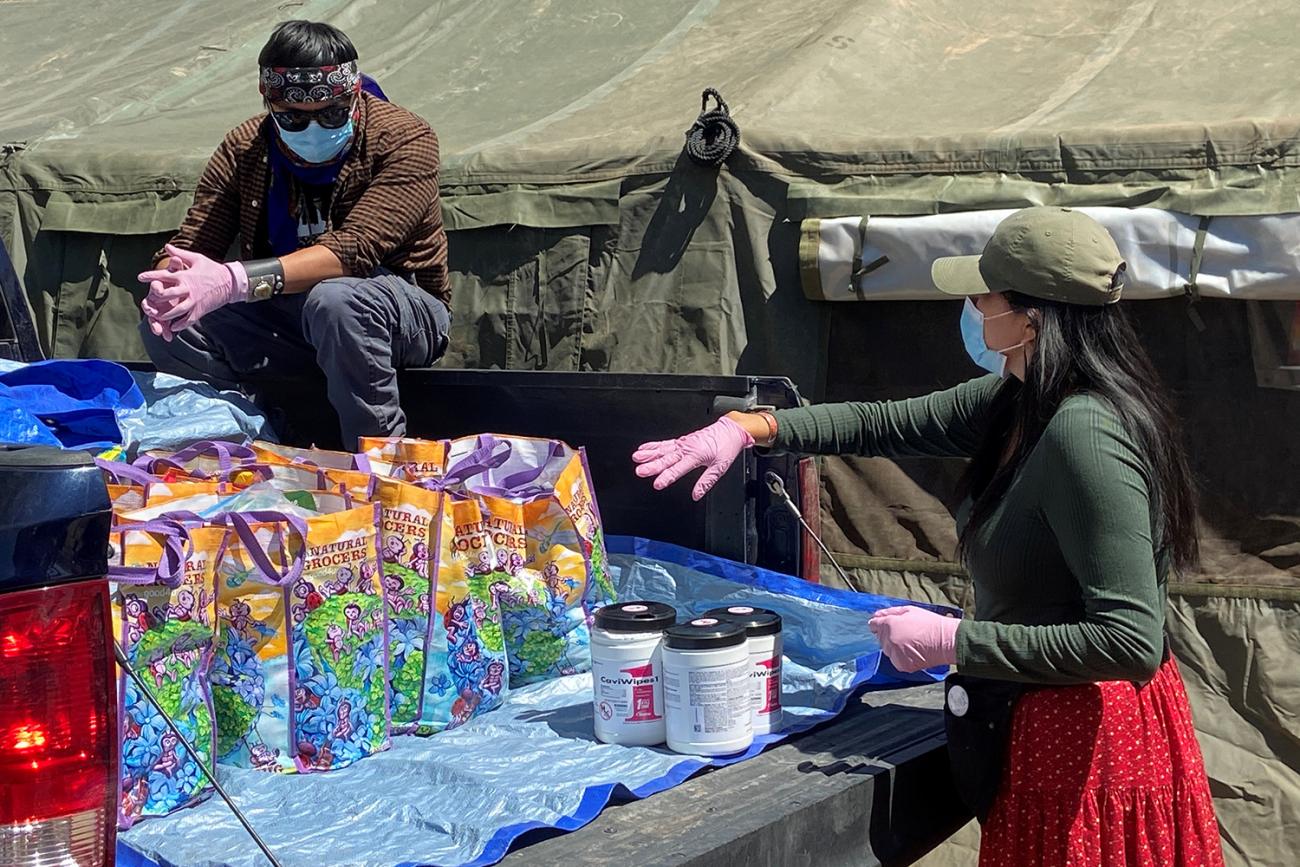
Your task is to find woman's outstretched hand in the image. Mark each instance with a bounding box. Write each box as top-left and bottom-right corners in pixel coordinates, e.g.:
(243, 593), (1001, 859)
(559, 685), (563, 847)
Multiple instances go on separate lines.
(632, 416), (755, 501)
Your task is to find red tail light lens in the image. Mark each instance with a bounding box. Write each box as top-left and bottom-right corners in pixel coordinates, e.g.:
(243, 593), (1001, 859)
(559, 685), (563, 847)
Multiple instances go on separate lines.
(0, 579), (117, 866)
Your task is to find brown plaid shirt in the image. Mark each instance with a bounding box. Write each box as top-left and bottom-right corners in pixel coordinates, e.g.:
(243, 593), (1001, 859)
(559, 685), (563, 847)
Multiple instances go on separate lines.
(162, 93), (450, 307)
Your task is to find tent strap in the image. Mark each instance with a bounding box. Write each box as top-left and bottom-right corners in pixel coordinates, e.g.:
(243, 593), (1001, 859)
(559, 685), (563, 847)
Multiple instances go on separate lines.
(1183, 215), (1213, 331)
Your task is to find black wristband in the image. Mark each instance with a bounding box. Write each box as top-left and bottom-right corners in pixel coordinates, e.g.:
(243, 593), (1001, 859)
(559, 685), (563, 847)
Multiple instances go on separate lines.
(242, 258), (286, 302)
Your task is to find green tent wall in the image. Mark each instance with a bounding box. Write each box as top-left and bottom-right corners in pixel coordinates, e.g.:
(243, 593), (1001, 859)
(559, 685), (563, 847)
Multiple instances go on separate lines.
(3, 2), (1298, 862)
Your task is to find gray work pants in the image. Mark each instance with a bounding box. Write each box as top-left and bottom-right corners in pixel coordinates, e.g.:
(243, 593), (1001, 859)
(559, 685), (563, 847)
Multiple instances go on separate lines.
(140, 271), (450, 448)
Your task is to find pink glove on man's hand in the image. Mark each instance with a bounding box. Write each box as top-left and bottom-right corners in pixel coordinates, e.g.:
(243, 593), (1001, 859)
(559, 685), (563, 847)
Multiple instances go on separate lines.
(632, 416), (755, 501)
(138, 244), (250, 341)
(868, 605), (961, 673)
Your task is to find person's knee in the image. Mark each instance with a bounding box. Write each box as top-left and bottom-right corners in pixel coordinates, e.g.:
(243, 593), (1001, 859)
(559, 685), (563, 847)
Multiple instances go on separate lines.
(302, 278), (394, 356)
(302, 278), (369, 328)
(138, 318), (180, 370)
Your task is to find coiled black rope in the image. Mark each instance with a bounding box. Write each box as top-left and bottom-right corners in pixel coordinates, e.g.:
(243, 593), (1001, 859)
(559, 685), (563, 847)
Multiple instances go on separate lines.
(684, 88), (740, 168)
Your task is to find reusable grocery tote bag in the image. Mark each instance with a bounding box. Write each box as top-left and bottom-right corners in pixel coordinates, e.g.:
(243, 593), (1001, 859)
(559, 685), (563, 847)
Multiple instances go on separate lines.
(110, 519), (225, 829)
(135, 441), (263, 482)
(212, 495), (391, 772)
(249, 441), (372, 472)
(449, 435), (617, 686)
(315, 466), (445, 734)
(100, 458), (228, 513)
(451, 493), (593, 687)
(367, 474), (443, 733)
(359, 436), (448, 479)
(136, 441), (366, 485)
(416, 492), (511, 734)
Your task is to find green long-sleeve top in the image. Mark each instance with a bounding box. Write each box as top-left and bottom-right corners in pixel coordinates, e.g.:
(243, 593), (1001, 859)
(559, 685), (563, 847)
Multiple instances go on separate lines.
(772, 375), (1167, 685)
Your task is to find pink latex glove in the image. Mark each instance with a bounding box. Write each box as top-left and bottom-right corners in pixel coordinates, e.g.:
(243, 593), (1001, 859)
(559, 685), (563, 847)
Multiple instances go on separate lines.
(138, 244), (249, 341)
(632, 417), (755, 501)
(868, 606), (961, 673)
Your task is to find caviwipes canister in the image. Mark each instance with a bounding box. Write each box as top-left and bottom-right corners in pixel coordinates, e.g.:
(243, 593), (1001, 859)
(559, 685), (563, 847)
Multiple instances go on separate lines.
(704, 605), (783, 735)
(590, 601), (677, 745)
(662, 617), (753, 756)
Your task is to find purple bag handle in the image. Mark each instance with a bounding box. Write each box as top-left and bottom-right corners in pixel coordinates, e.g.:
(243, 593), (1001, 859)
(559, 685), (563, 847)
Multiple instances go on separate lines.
(218, 510), (309, 586)
(465, 439), (569, 499)
(96, 458), (160, 488)
(282, 463), (368, 500)
(418, 436), (512, 492)
(497, 441), (568, 489)
(469, 481), (554, 500)
(271, 447), (371, 474)
(140, 460), (274, 488)
(109, 519), (194, 587)
(265, 463), (330, 488)
(262, 467), (365, 510)
(282, 455), (327, 471)
(170, 440), (257, 469)
(135, 441), (256, 476)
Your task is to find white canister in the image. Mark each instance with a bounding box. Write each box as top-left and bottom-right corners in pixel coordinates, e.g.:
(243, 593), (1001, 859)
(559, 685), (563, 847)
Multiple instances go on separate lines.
(662, 617), (753, 756)
(705, 605), (784, 735)
(591, 601), (677, 746)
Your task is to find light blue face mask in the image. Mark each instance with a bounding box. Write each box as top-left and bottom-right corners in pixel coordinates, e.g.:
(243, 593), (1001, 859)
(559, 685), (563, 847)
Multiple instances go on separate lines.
(277, 117), (354, 165)
(960, 298), (1027, 378)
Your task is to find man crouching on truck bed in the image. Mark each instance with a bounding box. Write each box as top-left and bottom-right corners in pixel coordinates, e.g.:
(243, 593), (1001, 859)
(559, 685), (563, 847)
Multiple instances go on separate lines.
(138, 20), (450, 447)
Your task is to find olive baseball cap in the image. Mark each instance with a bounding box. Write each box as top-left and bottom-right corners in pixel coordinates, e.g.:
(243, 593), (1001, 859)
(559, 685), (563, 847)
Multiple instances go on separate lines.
(931, 207), (1126, 306)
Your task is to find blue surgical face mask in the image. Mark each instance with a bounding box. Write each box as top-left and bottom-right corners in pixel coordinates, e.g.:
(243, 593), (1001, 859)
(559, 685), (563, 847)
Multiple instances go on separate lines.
(960, 298), (1027, 378)
(277, 117), (354, 165)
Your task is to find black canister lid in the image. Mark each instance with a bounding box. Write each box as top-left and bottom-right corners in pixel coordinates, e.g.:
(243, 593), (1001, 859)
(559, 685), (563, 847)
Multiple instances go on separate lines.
(594, 601), (677, 633)
(664, 617), (747, 650)
(703, 605), (782, 637)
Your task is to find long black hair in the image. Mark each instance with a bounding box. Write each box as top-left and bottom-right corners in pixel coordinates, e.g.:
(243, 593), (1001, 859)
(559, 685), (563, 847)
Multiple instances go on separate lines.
(958, 293), (1200, 574)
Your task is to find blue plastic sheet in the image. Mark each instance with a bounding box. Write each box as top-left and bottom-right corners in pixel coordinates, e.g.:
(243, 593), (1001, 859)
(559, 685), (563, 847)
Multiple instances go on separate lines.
(118, 538), (954, 867)
(0, 359), (272, 453)
(0, 358), (143, 449)
(119, 371), (273, 453)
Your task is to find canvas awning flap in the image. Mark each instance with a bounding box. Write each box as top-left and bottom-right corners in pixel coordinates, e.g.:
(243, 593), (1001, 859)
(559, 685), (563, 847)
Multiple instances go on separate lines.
(800, 208), (1300, 302)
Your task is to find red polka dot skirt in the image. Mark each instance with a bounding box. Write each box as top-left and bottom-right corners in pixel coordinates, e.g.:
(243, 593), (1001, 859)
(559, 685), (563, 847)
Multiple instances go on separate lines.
(979, 655), (1224, 867)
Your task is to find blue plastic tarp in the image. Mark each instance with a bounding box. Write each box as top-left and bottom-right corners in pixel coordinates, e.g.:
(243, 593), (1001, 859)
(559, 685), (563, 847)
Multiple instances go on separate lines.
(0, 358), (143, 449)
(118, 538), (954, 867)
(0, 359), (272, 453)
(119, 371), (273, 453)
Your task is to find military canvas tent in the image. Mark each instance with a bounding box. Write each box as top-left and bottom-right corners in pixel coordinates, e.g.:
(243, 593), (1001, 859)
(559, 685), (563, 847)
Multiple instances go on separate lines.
(2, 1), (1298, 863)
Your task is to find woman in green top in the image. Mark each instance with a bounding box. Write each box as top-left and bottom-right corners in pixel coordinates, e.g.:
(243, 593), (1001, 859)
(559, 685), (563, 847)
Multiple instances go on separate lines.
(634, 207), (1224, 866)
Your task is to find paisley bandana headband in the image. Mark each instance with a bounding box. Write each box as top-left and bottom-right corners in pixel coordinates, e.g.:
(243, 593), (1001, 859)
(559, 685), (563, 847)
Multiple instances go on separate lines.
(259, 60), (361, 104)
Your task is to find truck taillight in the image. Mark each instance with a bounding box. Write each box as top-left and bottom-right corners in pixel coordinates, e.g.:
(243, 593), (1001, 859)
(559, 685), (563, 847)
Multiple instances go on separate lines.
(0, 579), (118, 867)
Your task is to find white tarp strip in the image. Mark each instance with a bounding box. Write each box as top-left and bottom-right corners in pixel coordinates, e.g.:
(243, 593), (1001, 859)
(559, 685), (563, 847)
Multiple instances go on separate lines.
(808, 208), (1300, 302)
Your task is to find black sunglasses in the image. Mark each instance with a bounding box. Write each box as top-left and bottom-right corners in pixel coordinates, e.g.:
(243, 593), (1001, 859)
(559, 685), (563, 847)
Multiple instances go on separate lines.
(270, 101), (354, 133)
